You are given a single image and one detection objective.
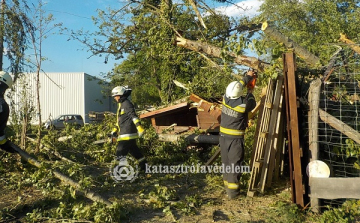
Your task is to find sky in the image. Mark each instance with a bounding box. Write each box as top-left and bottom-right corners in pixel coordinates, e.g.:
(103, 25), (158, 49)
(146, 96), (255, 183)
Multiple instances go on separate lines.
(18, 0), (261, 78)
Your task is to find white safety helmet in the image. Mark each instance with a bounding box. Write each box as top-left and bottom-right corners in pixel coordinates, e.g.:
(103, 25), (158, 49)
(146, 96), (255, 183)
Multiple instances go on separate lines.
(225, 81), (244, 99)
(111, 86), (131, 97)
(0, 71), (13, 88)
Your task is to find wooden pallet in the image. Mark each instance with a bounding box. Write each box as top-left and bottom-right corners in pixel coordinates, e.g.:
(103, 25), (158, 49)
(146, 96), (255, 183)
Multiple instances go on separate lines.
(259, 76), (284, 192)
(247, 78), (275, 197)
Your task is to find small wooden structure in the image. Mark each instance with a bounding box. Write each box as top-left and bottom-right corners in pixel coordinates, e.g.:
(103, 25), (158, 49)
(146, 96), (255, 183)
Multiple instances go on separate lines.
(139, 94), (221, 134)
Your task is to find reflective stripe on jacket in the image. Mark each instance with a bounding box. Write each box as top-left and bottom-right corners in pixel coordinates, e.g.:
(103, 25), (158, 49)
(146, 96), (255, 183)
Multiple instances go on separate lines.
(220, 94), (256, 138)
(115, 99), (140, 141)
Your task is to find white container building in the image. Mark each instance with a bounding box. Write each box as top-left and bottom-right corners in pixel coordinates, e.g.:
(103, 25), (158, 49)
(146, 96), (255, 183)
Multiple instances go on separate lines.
(8, 72), (116, 124)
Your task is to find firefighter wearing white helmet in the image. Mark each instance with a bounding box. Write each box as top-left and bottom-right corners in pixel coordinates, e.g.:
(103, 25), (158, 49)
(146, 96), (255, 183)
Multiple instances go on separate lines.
(111, 85), (147, 170)
(0, 71), (16, 153)
(220, 70), (256, 199)
(225, 80), (244, 99)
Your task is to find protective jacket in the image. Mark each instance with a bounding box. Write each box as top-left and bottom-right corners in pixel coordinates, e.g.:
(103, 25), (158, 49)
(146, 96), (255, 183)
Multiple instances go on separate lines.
(0, 97), (9, 144)
(220, 93), (256, 138)
(113, 97), (142, 141)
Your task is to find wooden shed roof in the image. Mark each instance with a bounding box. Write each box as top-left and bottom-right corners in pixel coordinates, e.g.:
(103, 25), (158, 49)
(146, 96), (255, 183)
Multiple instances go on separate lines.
(139, 102), (189, 119)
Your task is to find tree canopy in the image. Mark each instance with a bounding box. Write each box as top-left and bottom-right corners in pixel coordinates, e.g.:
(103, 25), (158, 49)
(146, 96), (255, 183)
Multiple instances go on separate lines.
(69, 0), (360, 106)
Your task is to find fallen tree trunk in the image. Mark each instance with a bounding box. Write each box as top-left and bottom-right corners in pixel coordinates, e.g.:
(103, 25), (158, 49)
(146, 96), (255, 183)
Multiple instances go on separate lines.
(158, 134), (219, 144)
(261, 21), (320, 67)
(339, 33), (360, 54)
(176, 36), (270, 72)
(10, 142), (112, 206)
(319, 109), (360, 144)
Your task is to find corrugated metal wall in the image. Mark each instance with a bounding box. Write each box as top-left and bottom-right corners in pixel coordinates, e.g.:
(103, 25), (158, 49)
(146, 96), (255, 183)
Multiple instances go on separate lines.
(9, 72), (112, 124)
(83, 73), (116, 122)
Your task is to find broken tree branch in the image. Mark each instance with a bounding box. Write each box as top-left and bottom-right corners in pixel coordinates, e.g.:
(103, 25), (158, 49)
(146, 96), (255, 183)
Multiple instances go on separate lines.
(187, 0), (207, 29)
(339, 33), (360, 54)
(319, 109), (360, 145)
(26, 137), (76, 164)
(10, 142), (112, 206)
(322, 45), (342, 82)
(261, 21), (321, 67)
(176, 36), (270, 72)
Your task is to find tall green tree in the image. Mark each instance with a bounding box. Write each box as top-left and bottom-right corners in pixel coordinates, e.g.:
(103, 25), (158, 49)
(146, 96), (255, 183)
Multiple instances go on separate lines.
(69, 0), (248, 106)
(0, 0), (32, 80)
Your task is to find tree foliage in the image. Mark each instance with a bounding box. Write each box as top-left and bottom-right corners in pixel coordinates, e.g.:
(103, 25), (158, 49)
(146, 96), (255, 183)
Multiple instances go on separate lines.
(68, 0), (252, 105)
(0, 0), (32, 80)
(257, 0), (360, 66)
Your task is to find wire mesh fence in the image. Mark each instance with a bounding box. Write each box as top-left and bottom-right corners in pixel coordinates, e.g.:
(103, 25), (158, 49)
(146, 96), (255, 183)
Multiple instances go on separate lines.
(318, 47), (360, 178)
(306, 46), (360, 209)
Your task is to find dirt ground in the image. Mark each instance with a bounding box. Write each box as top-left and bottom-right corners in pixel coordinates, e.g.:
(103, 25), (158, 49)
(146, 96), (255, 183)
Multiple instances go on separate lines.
(0, 175), (303, 223)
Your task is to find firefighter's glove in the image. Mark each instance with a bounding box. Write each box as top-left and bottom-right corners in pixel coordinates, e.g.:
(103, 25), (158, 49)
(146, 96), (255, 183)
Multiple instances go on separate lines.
(111, 131), (117, 138)
(137, 126), (145, 138)
(0, 140), (17, 153)
(111, 128), (118, 137)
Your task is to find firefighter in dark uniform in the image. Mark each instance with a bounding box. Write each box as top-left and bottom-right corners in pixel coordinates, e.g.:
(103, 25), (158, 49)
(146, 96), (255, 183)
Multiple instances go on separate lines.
(111, 86), (147, 170)
(0, 71), (16, 153)
(220, 70), (256, 199)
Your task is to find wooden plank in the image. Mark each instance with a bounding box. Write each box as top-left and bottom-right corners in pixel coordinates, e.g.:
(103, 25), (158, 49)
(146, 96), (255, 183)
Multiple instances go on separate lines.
(274, 136), (286, 180)
(319, 109), (360, 145)
(266, 82), (285, 187)
(250, 96), (266, 168)
(140, 102), (189, 119)
(259, 76), (284, 192)
(189, 94), (222, 123)
(310, 177), (360, 199)
(151, 117), (156, 127)
(284, 52), (305, 207)
(308, 78), (322, 212)
(283, 56), (295, 203)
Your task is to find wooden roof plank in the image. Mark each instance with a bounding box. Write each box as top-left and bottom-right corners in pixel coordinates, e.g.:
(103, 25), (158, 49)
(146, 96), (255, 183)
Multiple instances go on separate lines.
(140, 102), (189, 119)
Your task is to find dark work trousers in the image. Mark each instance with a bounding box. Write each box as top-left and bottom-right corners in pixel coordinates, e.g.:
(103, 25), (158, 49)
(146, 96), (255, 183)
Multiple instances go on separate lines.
(219, 135), (245, 198)
(116, 139), (146, 170)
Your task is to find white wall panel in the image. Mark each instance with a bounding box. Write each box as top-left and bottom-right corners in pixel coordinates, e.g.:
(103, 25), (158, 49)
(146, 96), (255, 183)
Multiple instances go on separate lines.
(8, 72), (113, 125)
(8, 72), (86, 124)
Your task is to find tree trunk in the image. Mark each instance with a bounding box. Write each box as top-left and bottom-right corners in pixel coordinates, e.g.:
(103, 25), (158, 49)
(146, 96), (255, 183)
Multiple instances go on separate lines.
(319, 109), (360, 145)
(20, 114), (27, 149)
(176, 36), (270, 72)
(10, 142), (112, 206)
(339, 33), (360, 54)
(261, 21), (321, 67)
(35, 68), (41, 153)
